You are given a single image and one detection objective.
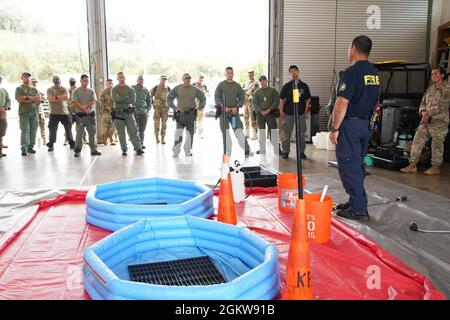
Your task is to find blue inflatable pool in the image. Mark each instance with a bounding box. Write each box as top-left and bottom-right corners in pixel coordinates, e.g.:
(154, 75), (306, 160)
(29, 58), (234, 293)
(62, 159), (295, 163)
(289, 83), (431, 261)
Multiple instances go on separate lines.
(83, 216), (280, 300)
(85, 178), (214, 231)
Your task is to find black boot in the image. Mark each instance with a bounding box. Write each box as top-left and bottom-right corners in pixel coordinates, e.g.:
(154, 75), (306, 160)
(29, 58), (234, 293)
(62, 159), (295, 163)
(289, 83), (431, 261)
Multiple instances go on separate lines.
(336, 208), (370, 221)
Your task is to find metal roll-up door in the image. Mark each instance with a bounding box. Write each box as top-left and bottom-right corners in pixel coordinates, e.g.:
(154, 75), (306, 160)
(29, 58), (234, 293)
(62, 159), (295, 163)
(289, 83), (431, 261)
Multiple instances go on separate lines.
(282, 0), (430, 126)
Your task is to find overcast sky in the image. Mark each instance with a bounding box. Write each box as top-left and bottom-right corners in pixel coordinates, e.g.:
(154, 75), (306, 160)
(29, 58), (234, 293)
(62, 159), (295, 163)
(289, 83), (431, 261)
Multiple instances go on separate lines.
(15, 0), (268, 64)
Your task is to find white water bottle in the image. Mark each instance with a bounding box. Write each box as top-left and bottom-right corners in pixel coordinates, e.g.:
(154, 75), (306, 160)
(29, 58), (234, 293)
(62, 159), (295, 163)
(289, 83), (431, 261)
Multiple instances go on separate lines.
(231, 161), (246, 203)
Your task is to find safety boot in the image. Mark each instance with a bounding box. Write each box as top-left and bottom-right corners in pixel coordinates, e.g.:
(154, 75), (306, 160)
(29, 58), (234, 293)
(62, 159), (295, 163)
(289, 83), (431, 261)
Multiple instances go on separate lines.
(424, 165), (440, 176)
(156, 135), (160, 144)
(161, 136), (166, 145)
(400, 164), (417, 173)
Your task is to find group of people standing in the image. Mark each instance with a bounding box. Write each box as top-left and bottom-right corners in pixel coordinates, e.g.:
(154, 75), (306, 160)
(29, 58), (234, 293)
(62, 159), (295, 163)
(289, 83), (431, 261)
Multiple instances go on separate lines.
(0, 66), (314, 160)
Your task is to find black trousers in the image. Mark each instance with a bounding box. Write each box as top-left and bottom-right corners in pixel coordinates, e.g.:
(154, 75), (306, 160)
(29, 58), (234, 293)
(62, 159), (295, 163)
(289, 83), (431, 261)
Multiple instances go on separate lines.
(48, 114), (74, 146)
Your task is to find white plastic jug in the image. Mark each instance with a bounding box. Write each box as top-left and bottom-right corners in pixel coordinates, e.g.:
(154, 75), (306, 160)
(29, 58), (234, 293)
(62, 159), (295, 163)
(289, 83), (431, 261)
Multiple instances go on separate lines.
(231, 161), (246, 203)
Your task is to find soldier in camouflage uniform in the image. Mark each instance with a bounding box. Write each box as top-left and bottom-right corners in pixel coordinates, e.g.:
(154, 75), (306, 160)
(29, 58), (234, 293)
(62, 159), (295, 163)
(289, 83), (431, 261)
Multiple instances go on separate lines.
(242, 70), (260, 140)
(401, 66), (450, 176)
(193, 75), (209, 139)
(99, 79), (116, 145)
(31, 77), (47, 145)
(150, 75), (171, 144)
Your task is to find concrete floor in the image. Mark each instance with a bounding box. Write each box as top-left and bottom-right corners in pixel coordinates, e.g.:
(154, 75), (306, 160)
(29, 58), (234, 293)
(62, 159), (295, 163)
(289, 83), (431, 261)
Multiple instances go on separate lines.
(0, 114), (449, 199)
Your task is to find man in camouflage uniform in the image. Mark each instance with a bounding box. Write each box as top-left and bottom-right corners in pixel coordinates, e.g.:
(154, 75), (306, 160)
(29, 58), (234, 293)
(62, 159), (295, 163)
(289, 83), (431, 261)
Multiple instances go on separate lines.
(132, 75), (152, 149)
(150, 75), (171, 144)
(193, 75), (209, 139)
(15, 72), (41, 156)
(0, 74), (11, 158)
(401, 66), (450, 176)
(31, 77), (47, 145)
(99, 79), (116, 145)
(242, 70), (260, 140)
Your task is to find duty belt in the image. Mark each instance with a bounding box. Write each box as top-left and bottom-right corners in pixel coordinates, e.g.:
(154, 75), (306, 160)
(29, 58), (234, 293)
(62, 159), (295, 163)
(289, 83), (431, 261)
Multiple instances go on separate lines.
(180, 108), (196, 114)
(116, 107), (135, 114)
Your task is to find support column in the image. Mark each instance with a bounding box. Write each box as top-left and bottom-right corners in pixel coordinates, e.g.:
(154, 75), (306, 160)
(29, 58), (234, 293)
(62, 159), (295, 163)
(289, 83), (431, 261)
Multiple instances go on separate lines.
(269, 0), (283, 91)
(86, 0), (108, 138)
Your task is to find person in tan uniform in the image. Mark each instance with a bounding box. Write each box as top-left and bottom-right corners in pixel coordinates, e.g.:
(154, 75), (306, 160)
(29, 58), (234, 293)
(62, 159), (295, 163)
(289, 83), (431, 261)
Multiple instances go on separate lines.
(242, 70), (260, 140)
(99, 79), (117, 145)
(193, 75), (209, 139)
(150, 75), (171, 144)
(31, 77), (47, 145)
(401, 66), (450, 176)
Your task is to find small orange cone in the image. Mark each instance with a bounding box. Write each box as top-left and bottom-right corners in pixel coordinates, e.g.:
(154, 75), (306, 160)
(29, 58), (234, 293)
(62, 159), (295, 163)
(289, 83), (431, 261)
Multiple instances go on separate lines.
(285, 199), (313, 300)
(217, 155), (237, 225)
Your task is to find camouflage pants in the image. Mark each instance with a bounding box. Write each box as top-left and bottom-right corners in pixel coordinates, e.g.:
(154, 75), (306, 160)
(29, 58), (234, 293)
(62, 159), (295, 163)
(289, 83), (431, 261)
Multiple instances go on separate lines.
(38, 113), (46, 143)
(153, 105), (169, 139)
(196, 109), (204, 136)
(101, 112), (116, 143)
(410, 122), (449, 166)
(243, 101), (257, 130)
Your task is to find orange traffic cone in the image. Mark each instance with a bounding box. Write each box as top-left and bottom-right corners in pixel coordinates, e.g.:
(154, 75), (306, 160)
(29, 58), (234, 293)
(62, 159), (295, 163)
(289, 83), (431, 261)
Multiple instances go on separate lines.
(285, 199), (313, 300)
(217, 155), (237, 225)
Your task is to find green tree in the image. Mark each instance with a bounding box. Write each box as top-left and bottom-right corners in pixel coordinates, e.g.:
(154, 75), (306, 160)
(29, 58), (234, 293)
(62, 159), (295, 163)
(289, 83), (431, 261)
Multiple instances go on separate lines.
(107, 24), (137, 44)
(0, 1), (43, 33)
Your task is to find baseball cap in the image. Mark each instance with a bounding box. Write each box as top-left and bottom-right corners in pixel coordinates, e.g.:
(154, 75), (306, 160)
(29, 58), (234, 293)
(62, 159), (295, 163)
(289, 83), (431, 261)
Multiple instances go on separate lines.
(160, 75), (168, 80)
(22, 72), (31, 77)
(31, 77), (38, 83)
(259, 75), (267, 81)
(182, 73), (192, 79)
(248, 70), (255, 74)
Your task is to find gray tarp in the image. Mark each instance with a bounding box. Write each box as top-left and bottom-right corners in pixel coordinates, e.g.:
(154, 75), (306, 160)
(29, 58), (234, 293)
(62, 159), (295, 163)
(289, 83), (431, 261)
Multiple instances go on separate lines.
(304, 172), (449, 298)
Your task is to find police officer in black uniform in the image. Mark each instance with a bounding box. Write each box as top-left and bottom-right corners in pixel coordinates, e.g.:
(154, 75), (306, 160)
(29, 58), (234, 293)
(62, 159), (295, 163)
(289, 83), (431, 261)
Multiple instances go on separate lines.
(329, 35), (379, 221)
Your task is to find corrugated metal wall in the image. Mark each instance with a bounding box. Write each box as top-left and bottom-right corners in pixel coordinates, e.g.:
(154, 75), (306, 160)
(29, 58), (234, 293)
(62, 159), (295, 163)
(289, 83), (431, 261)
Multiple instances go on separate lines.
(282, 0), (430, 108)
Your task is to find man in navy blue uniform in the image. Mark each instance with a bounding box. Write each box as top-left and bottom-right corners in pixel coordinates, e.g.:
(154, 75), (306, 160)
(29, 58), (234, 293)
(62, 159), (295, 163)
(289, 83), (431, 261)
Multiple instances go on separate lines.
(279, 65), (311, 160)
(329, 35), (379, 221)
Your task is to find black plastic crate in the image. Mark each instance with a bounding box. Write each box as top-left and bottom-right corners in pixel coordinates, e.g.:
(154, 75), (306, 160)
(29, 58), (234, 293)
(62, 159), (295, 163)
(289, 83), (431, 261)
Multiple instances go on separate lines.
(128, 256), (226, 286)
(241, 166), (278, 188)
(372, 155), (409, 170)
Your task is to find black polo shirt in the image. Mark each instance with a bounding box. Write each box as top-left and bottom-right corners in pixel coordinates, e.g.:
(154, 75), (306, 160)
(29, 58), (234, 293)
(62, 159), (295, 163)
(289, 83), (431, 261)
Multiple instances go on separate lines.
(337, 60), (379, 120)
(280, 80), (311, 115)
